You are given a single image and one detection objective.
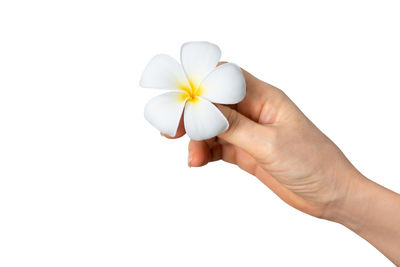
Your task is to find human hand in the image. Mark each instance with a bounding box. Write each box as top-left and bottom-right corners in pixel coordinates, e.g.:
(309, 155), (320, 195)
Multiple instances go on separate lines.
(166, 64), (363, 220)
(162, 61), (400, 265)
(164, 64), (400, 264)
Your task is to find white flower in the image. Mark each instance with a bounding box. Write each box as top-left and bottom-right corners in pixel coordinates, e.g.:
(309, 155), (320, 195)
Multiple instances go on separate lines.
(140, 41), (246, 141)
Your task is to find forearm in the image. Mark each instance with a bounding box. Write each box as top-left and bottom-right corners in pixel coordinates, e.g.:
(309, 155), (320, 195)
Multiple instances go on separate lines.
(328, 173), (400, 265)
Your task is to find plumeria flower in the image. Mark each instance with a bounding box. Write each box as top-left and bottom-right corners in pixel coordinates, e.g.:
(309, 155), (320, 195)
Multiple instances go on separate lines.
(140, 41), (246, 141)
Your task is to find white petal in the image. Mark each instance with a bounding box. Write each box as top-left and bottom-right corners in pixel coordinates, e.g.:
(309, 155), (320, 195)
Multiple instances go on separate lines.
(140, 54), (189, 90)
(180, 42), (221, 90)
(184, 97), (228, 141)
(199, 63), (246, 104)
(144, 92), (188, 136)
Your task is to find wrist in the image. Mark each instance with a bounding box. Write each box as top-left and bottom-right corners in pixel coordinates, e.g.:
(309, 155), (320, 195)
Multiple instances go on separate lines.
(323, 168), (400, 264)
(322, 169), (372, 232)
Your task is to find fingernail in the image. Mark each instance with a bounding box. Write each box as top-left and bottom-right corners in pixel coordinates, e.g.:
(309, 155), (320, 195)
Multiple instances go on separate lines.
(188, 151), (193, 167)
(160, 132), (164, 137)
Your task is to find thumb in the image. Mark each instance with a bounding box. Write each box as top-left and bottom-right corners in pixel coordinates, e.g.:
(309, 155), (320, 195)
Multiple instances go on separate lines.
(217, 104), (274, 160)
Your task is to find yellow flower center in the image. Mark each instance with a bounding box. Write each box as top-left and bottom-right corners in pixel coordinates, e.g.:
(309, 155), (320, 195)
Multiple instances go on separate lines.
(178, 79), (202, 103)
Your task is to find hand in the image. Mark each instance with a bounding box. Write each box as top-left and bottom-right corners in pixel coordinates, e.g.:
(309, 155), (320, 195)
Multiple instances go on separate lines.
(167, 65), (360, 219)
(165, 64), (400, 264)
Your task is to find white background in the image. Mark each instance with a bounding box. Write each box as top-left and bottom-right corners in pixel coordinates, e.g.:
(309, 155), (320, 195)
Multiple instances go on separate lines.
(0, 0), (399, 266)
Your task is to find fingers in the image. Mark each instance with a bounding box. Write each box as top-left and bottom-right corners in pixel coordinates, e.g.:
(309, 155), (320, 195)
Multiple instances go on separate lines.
(188, 140), (210, 167)
(161, 64), (278, 166)
(217, 104), (274, 161)
(188, 138), (222, 167)
(180, 103), (272, 163)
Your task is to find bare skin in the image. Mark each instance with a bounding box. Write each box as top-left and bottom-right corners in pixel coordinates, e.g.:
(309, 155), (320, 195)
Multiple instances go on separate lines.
(164, 64), (400, 265)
